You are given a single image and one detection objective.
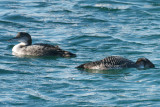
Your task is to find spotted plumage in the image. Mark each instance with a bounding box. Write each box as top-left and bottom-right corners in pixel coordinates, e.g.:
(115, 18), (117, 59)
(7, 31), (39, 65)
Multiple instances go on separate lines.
(77, 56), (154, 70)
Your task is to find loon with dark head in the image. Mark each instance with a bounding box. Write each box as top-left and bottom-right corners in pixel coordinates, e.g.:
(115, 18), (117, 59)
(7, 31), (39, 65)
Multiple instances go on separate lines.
(77, 56), (155, 70)
(9, 32), (76, 57)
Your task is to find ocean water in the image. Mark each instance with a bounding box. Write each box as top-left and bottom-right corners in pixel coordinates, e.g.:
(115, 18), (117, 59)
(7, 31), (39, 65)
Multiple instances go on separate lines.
(0, 0), (160, 106)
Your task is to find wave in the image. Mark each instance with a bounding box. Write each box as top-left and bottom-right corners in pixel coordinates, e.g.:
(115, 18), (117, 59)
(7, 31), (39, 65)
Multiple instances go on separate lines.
(2, 13), (40, 23)
(80, 3), (131, 11)
(95, 3), (130, 10)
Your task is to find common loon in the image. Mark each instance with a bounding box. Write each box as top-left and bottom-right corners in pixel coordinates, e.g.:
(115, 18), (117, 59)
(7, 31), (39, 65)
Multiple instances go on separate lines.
(77, 56), (155, 70)
(9, 32), (76, 57)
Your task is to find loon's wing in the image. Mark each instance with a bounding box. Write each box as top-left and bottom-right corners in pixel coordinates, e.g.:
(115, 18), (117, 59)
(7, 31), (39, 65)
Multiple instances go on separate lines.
(102, 56), (135, 66)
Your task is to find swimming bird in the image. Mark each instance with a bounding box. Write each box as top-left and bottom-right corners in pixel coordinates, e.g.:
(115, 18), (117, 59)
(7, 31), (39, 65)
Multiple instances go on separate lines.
(77, 56), (155, 70)
(9, 32), (76, 57)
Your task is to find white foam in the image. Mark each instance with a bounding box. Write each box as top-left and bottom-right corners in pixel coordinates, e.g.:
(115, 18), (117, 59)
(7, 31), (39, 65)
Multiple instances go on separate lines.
(95, 4), (130, 10)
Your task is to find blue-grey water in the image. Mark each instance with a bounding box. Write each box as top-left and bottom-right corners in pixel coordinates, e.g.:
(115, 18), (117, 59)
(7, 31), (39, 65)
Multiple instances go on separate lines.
(0, 0), (160, 106)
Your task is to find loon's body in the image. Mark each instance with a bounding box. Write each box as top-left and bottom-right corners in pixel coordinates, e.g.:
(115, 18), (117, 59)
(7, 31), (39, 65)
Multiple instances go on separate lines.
(10, 32), (76, 57)
(77, 56), (155, 70)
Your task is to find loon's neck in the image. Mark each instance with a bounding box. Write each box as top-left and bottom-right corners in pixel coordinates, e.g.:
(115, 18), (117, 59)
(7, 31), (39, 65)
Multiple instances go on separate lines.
(135, 61), (145, 68)
(136, 64), (144, 69)
(12, 42), (29, 53)
(19, 42), (29, 46)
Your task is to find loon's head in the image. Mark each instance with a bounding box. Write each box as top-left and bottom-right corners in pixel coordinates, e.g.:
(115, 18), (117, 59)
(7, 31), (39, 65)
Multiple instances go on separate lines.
(136, 58), (155, 68)
(9, 32), (32, 45)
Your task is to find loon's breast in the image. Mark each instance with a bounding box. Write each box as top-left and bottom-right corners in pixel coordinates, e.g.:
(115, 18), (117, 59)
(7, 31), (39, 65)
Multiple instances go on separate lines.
(12, 43), (76, 57)
(77, 56), (137, 70)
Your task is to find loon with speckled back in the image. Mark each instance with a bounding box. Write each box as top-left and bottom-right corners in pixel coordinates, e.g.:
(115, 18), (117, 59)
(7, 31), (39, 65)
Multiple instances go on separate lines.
(77, 56), (155, 70)
(9, 32), (76, 57)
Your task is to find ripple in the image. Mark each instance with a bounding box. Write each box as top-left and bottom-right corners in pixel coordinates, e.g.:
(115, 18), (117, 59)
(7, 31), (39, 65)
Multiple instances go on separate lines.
(26, 89), (54, 102)
(50, 9), (72, 13)
(82, 17), (107, 22)
(2, 13), (40, 23)
(0, 20), (26, 28)
(80, 3), (131, 12)
(0, 69), (15, 74)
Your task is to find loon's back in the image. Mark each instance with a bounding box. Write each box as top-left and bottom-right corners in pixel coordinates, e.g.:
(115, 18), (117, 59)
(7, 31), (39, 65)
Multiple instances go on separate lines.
(77, 56), (136, 70)
(15, 43), (76, 57)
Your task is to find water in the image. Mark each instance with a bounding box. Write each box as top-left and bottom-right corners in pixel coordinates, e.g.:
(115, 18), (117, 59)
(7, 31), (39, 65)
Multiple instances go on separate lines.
(0, 0), (160, 106)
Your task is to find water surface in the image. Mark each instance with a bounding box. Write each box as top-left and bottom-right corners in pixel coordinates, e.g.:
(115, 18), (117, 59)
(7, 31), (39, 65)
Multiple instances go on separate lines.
(0, 0), (160, 106)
